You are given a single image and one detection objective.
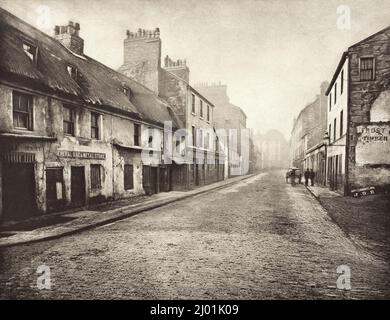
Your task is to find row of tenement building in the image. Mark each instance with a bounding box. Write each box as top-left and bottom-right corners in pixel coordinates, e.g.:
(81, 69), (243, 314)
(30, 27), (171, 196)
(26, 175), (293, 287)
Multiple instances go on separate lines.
(0, 8), (251, 222)
(290, 26), (390, 195)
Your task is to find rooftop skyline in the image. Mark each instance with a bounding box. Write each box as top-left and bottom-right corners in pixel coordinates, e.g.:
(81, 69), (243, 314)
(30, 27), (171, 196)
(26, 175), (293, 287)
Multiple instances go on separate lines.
(1, 0), (389, 139)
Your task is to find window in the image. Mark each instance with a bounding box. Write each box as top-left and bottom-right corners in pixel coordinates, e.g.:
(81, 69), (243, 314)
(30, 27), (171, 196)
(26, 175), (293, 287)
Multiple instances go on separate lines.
(91, 112), (100, 139)
(341, 70), (344, 94)
(207, 105), (210, 122)
(192, 126), (196, 147)
(199, 129), (203, 148)
(333, 118), (337, 142)
(360, 57), (375, 81)
(205, 132), (210, 149)
(334, 83), (337, 104)
(191, 94), (196, 114)
(23, 42), (37, 64)
(124, 164), (134, 190)
(90, 165), (102, 190)
(148, 127), (153, 147)
(329, 124), (332, 142)
(67, 64), (78, 81)
(329, 93), (332, 111)
(200, 100), (203, 118)
(123, 86), (133, 100)
(13, 91), (33, 130)
(134, 123), (141, 146)
(63, 105), (75, 135)
(340, 110), (343, 138)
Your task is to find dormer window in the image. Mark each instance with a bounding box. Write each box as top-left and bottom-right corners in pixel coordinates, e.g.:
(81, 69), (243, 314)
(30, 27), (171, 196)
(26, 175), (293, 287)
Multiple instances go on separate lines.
(23, 42), (37, 64)
(67, 64), (78, 81)
(122, 86), (133, 100)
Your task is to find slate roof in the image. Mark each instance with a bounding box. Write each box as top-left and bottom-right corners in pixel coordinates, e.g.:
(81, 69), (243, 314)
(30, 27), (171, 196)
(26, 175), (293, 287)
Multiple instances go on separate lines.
(0, 7), (177, 127)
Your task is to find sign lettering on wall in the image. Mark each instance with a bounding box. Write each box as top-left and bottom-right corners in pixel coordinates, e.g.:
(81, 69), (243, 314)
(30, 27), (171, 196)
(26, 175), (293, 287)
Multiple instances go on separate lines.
(57, 150), (106, 160)
(356, 124), (390, 165)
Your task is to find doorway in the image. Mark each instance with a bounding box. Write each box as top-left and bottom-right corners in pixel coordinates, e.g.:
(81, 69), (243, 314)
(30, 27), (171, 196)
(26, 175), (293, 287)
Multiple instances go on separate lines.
(2, 163), (36, 221)
(46, 167), (65, 212)
(71, 166), (86, 207)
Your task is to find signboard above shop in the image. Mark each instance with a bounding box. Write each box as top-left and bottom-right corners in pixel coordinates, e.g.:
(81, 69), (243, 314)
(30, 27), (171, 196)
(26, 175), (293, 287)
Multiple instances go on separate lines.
(57, 150), (106, 160)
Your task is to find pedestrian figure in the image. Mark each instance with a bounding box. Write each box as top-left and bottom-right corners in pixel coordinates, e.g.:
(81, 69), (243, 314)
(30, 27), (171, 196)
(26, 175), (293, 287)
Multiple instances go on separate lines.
(310, 169), (315, 186)
(304, 168), (310, 186)
(297, 170), (302, 184)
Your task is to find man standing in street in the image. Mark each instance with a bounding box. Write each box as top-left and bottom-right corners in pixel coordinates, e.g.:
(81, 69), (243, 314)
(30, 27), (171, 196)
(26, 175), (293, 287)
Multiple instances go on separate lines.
(304, 168), (310, 186)
(310, 169), (315, 186)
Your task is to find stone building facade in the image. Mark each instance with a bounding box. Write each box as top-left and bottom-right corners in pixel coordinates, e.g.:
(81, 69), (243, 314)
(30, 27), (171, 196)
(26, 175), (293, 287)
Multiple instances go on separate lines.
(290, 82), (328, 185)
(326, 26), (390, 195)
(0, 9), (176, 221)
(119, 28), (225, 190)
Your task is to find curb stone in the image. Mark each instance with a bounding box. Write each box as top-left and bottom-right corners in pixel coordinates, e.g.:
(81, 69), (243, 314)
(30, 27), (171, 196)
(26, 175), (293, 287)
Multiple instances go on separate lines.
(0, 173), (257, 248)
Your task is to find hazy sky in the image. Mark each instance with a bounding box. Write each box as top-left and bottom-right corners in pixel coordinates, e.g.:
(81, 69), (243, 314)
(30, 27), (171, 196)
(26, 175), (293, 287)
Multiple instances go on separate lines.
(1, 0), (390, 138)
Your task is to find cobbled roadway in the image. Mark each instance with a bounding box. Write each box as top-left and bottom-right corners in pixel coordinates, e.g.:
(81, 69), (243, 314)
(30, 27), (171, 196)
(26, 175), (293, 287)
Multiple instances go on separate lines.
(0, 171), (389, 299)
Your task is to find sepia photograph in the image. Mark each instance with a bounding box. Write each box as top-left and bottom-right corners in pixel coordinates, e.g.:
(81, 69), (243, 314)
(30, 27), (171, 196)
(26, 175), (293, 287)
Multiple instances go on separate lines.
(0, 0), (389, 309)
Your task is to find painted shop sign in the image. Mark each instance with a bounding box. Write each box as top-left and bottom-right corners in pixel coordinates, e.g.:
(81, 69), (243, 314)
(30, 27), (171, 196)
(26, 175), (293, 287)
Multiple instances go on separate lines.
(57, 150), (106, 160)
(356, 124), (390, 165)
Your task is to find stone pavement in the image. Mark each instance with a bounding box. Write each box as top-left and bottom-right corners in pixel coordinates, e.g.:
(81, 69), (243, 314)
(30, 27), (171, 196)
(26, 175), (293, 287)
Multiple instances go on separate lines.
(1, 171), (388, 299)
(0, 174), (254, 248)
(306, 184), (390, 261)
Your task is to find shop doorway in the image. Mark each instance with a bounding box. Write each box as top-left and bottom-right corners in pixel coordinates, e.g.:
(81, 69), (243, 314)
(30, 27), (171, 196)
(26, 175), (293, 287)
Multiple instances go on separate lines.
(2, 163), (36, 221)
(71, 166), (86, 207)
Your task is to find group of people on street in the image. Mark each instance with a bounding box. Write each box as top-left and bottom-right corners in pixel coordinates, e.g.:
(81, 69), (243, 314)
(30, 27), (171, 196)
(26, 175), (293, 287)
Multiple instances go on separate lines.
(304, 168), (315, 186)
(286, 168), (316, 186)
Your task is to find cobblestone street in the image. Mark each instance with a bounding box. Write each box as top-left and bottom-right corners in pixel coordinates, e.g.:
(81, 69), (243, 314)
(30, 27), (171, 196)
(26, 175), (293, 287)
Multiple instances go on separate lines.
(0, 171), (389, 299)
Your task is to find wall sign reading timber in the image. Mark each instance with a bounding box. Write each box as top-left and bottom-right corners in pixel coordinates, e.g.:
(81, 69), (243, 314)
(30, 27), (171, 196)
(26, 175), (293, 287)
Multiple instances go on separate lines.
(356, 123), (390, 165)
(57, 150), (106, 160)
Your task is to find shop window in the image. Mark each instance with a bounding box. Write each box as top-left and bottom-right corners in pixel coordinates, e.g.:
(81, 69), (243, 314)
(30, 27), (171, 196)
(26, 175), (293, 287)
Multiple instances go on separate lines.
(13, 91), (33, 130)
(124, 164), (134, 190)
(90, 164), (102, 190)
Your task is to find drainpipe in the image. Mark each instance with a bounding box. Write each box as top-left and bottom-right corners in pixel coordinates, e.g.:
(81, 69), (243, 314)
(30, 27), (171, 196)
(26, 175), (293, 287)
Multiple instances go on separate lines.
(111, 115), (115, 199)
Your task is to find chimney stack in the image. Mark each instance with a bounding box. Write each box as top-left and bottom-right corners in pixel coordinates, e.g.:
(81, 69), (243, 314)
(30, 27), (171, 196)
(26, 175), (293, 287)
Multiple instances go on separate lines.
(163, 55), (190, 82)
(54, 21), (84, 55)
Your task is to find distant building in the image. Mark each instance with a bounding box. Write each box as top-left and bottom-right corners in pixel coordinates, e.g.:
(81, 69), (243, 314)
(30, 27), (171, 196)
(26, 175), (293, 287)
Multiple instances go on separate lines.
(254, 130), (290, 170)
(325, 26), (390, 195)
